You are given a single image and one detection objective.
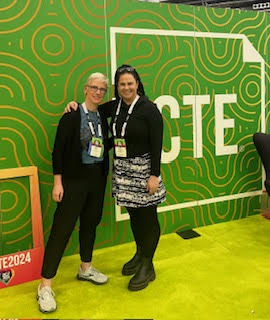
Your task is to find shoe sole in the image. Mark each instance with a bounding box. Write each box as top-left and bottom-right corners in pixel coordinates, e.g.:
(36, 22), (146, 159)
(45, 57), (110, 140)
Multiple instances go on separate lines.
(38, 306), (57, 313)
(128, 272), (156, 291)
(77, 274), (108, 285)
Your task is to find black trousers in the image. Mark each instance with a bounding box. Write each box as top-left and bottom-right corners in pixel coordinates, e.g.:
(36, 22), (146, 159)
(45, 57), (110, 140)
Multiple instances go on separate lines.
(126, 205), (160, 260)
(41, 164), (106, 279)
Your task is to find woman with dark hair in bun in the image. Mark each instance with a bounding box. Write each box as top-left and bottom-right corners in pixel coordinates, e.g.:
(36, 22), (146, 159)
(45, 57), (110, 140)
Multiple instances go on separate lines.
(66, 64), (166, 291)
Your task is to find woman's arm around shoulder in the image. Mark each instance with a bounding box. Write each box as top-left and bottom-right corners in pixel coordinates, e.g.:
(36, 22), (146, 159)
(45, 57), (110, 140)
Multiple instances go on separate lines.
(64, 101), (79, 113)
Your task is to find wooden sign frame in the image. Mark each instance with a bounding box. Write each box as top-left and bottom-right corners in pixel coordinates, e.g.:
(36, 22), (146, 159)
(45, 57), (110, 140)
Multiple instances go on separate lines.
(0, 166), (44, 288)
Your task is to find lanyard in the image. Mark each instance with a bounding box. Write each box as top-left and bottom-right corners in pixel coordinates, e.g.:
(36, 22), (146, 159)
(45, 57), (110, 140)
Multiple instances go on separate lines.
(82, 102), (102, 138)
(112, 95), (140, 138)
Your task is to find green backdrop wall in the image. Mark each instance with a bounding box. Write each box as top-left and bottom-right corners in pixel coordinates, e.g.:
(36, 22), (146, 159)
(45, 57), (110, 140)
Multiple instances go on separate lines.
(0, 0), (269, 256)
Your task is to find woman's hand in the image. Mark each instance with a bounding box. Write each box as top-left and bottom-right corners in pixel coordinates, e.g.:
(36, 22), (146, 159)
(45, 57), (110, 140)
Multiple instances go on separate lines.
(52, 184), (64, 202)
(64, 101), (78, 113)
(147, 175), (159, 195)
(52, 175), (64, 202)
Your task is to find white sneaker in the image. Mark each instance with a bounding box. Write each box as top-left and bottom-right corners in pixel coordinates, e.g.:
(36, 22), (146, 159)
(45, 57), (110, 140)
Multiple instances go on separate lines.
(77, 265), (108, 285)
(37, 284), (57, 313)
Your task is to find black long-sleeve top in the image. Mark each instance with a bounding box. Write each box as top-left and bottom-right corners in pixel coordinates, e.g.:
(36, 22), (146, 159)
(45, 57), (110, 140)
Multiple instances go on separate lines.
(100, 95), (163, 177)
(52, 107), (110, 179)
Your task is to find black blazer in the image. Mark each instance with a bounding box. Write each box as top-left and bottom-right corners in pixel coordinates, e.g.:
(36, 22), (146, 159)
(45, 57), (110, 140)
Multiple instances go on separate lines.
(52, 107), (110, 179)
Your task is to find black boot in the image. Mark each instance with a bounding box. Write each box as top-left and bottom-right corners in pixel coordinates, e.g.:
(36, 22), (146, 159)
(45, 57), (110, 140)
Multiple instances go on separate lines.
(128, 257), (156, 291)
(122, 249), (142, 276)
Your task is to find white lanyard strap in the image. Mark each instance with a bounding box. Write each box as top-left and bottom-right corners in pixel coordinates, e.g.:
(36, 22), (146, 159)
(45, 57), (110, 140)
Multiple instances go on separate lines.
(82, 103), (102, 137)
(112, 95), (140, 137)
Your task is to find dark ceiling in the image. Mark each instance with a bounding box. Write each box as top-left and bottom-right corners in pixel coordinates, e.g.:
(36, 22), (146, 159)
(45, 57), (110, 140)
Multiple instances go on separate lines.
(160, 0), (270, 11)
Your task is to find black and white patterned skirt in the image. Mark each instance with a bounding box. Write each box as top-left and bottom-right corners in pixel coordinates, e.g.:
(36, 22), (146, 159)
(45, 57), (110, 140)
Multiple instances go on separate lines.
(112, 153), (166, 208)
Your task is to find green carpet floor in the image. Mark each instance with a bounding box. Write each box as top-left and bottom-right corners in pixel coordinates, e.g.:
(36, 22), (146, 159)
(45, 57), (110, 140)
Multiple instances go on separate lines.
(1, 214), (270, 320)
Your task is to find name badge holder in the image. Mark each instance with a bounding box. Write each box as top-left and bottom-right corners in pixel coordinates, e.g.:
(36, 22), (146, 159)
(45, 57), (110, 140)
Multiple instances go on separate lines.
(114, 138), (127, 158)
(88, 137), (104, 158)
(112, 95), (140, 158)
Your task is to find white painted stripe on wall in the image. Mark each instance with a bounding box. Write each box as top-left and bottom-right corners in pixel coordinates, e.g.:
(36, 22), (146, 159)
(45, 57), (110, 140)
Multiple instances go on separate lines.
(115, 190), (263, 221)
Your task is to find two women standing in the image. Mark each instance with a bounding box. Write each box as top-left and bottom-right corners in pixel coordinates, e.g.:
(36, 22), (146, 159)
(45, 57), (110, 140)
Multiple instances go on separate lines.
(65, 65), (166, 291)
(38, 65), (166, 313)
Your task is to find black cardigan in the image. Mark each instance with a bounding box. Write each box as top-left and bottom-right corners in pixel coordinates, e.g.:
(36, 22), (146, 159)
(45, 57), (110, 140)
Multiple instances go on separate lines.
(52, 107), (110, 179)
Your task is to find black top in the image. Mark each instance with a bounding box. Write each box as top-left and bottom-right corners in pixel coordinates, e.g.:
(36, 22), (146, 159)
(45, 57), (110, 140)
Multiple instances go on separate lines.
(100, 95), (163, 177)
(52, 107), (110, 179)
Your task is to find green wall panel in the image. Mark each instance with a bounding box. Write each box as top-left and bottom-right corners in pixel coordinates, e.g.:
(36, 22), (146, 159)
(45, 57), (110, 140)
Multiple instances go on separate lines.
(0, 0), (269, 256)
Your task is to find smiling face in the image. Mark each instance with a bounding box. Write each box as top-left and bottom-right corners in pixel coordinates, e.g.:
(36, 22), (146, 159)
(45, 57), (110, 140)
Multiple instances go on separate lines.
(84, 78), (107, 109)
(117, 73), (139, 105)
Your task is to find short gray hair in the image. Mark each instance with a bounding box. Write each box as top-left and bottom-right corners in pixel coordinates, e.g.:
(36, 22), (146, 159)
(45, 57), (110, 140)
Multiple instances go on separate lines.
(85, 72), (108, 87)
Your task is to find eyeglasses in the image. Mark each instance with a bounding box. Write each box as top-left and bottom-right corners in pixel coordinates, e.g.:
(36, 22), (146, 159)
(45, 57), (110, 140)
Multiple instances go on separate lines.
(117, 66), (136, 73)
(87, 85), (107, 94)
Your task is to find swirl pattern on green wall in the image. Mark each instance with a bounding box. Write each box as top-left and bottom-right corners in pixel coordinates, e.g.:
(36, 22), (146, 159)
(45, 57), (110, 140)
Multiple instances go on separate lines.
(0, 0), (268, 255)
